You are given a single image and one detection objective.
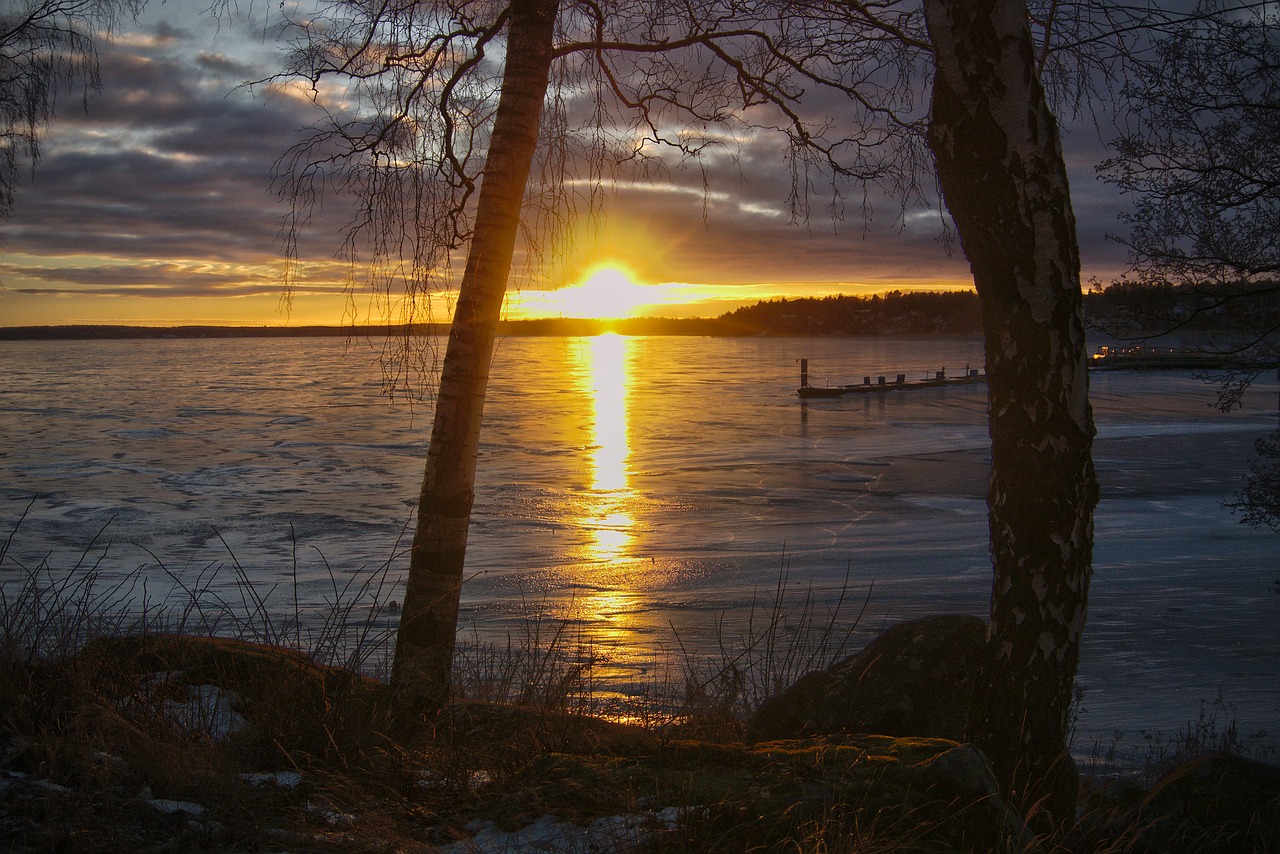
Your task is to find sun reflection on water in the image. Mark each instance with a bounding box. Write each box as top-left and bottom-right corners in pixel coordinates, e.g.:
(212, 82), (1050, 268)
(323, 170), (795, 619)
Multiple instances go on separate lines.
(581, 333), (635, 562)
(557, 331), (673, 699)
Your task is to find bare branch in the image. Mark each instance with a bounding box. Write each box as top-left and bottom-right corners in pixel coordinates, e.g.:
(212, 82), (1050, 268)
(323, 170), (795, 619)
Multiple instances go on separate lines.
(0, 0), (143, 225)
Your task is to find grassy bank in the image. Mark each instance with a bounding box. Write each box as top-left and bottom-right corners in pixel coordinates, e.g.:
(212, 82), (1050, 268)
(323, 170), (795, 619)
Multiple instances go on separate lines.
(2, 529), (1277, 852)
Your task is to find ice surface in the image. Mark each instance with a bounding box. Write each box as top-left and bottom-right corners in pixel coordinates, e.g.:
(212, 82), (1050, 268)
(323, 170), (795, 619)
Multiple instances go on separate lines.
(2, 335), (1277, 757)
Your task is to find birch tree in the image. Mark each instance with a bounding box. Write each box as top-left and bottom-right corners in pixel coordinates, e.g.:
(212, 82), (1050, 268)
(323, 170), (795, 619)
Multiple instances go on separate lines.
(278, 0), (921, 711)
(279, 1), (1147, 828)
(924, 0), (1097, 826)
(773, 0), (1111, 825)
(391, 0), (559, 711)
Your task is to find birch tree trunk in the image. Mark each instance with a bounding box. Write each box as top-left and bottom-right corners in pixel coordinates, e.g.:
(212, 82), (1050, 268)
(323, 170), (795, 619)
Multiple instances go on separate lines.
(391, 0), (559, 713)
(924, 0), (1098, 828)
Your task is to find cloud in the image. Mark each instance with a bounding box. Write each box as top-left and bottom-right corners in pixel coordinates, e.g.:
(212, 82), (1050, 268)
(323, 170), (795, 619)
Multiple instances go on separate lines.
(3, 262), (248, 286)
(195, 51), (257, 77)
(1, 0), (1137, 326)
(5, 9), (351, 280)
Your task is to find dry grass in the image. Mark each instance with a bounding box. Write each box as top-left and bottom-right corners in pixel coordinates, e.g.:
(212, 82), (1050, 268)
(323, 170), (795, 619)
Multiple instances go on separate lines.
(670, 559), (869, 735)
(1078, 690), (1276, 786)
(2, 513), (1276, 853)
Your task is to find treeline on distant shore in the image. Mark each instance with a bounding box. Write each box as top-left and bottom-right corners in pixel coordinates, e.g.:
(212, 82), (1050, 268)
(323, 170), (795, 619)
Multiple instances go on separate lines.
(6, 282), (1273, 340)
(0, 324), (405, 341)
(0, 319), (715, 340)
(502, 291), (987, 336)
(0, 291), (984, 340)
(1082, 278), (1280, 335)
(717, 290), (983, 335)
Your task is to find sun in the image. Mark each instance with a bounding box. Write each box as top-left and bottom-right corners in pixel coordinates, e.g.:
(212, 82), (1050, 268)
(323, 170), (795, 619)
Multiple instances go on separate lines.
(556, 264), (652, 320)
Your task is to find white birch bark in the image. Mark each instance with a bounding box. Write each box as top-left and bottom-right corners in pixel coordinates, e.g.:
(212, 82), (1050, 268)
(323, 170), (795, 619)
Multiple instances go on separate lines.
(391, 0), (561, 713)
(924, 0), (1098, 828)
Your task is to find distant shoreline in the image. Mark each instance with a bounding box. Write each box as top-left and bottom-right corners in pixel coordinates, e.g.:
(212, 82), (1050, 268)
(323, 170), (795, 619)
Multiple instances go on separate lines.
(0, 319), (983, 341)
(0, 292), (993, 339)
(6, 282), (1276, 341)
(0, 319), (702, 341)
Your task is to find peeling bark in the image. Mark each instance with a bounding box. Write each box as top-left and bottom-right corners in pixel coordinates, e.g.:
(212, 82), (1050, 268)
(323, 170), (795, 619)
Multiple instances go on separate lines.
(924, 0), (1098, 828)
(391, 0), (560, 713)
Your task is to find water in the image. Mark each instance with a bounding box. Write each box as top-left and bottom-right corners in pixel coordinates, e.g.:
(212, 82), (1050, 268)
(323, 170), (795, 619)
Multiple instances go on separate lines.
(1, 334), (1277, 757)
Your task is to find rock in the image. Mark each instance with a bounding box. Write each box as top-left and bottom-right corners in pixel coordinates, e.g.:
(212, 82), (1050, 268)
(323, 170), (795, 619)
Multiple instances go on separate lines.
(910, 743), (1001, 802)
(145, 797), (205, 816)
(1075, 754), (1280, 853)
(57, 635), (663, 773)
(748, 614), (986, 741)
(1137, 753), (1279, 852)
(67, 633), (389, 760)
(910, 744), (1034, 849)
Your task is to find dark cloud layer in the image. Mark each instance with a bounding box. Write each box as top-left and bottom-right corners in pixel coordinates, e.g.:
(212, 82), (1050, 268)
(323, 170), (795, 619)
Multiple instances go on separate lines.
(1, 2), (1137, 325)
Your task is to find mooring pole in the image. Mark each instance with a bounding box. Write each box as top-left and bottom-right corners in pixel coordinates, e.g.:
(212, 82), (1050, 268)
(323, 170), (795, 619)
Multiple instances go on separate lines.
(800, 358), (809, 388)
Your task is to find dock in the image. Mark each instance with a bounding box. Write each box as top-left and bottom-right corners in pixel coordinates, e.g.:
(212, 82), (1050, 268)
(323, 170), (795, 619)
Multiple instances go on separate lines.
(797, 360), (986, 398)
(1088, 345), (1250, 371)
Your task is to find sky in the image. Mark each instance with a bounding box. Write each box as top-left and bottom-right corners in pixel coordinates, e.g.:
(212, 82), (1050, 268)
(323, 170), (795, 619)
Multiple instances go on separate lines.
(0, 1), (1135, 327)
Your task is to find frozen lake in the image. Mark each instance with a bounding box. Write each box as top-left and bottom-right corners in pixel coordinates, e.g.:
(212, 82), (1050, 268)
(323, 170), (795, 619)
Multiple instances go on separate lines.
(1, 334), (1277, 760)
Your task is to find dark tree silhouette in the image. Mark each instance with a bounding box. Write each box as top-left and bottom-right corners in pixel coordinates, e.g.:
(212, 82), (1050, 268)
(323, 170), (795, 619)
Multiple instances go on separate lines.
(925, 0), (1097, 827)
(1227, 431), (1280, 534)
(278, 2), (1171, 830)
(1, 0), (142, 224)
(277, 0), (923, 710)
(392, 0), (560, 711)
(1099, 0), (1280, 537)
(1101, 2), (1279, 301)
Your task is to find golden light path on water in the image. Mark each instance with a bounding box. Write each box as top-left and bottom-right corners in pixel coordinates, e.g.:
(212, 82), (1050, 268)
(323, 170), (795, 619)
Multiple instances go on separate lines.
(582, 332), (634, 562)
(559, 333), (665, 697)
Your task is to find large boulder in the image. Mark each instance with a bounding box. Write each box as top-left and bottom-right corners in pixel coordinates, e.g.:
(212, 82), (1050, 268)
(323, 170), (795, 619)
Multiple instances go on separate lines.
(65, 633), (389, 761)
(58, 635), (656, 763)
(748, 614), (986, 741)
(1076, 753), (1280, 853)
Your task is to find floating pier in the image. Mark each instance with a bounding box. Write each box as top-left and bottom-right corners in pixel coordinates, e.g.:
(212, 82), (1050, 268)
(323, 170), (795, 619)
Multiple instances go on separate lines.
(1088, 345), (1246, 371)
(797, 359), (986, 398)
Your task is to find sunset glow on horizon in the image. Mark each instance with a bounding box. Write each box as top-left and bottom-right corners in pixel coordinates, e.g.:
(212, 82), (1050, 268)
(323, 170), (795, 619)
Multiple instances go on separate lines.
(508, 263), (656, 321)
(561, 265), (652, 320)
(496, 267), (977, 326)
(0, 251), (978, 327)
(0, 0), (1131, 330)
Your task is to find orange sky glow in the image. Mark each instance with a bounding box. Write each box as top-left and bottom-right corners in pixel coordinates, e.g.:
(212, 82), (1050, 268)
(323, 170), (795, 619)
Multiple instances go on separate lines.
(0, 0), (1127, 329)
(1, 251), (977, 327)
